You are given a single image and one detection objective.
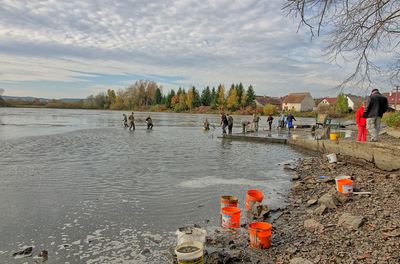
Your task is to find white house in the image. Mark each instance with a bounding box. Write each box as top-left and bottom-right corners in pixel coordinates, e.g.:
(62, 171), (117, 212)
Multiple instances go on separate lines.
(282, 92), (314, 112)
(346, 94), (364, 110)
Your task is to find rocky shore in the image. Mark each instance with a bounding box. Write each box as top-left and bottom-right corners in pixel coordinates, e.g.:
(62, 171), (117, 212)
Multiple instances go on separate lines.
(200, 155), (400, 264)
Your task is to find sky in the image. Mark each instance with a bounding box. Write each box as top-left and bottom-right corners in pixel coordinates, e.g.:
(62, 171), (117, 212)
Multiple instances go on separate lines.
(0, 0), (392, 99)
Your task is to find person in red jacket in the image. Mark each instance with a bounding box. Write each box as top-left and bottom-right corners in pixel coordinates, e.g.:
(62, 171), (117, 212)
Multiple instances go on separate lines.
(356, 102), (367, 142)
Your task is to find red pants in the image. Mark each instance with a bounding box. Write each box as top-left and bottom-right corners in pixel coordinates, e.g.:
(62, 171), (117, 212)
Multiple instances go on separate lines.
(357, 125), (367, 141)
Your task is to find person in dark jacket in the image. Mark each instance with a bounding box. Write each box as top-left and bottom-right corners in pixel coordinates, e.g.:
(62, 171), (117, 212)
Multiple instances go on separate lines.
(146, 116), (153, 130)
(286, 112), (296, 132)
(220, 113), (228, 134)
(227, 114), (233, 134)
(363, 89), (389, 141)
(267, 115), (274, 131)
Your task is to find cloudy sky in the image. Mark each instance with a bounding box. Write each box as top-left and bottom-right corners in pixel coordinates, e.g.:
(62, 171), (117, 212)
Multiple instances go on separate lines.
(0, 0), (386, 99)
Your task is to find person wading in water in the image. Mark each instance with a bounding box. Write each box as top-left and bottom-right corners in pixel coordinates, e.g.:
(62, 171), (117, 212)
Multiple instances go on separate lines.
(128, 112), (135, 131)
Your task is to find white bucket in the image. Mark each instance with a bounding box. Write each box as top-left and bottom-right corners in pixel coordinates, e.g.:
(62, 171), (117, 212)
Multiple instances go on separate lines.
(335, 176), (352, 192)
(175, 241), (204, 264)
(175, 227), (206, 246)
(326, 153), (337, 163)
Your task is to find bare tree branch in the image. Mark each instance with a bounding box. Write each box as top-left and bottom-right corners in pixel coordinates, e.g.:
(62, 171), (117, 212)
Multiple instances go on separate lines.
(283, 0), (400, 88)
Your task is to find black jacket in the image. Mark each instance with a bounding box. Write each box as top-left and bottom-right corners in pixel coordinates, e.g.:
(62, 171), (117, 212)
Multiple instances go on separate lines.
(363, 92), (389, 118)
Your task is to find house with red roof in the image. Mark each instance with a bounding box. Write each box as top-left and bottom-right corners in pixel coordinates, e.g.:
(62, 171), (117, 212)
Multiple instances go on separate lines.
(383, 91), (400, 111)
(317, 97), (337, 108)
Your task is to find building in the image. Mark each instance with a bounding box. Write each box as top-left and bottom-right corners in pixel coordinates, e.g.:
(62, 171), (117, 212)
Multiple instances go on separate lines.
(317, 97), (337, 108)
(254, 96), (281, 108)
(282, 92), (314, 112)
(383, 91), (400, 111)
(346, 94), (364, 111)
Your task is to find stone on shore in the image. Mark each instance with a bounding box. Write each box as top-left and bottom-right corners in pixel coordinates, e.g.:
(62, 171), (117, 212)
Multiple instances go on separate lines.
(318, 193), (338, 209)
(290, 257), (314, 264)
(338, 213), (365, 230)
(304, 219), (323, 231)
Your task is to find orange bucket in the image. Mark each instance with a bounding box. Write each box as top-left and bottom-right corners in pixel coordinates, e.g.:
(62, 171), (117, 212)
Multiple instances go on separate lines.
(336, 179), (353, 195)
(249, 222), (272, 249)
(246, 189), (264, 210)
(220, 196), (238, 212)
(221, 207), (240, 228)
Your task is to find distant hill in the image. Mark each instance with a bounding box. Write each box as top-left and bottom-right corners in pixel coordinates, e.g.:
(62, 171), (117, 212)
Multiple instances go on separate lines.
(3, 96), (83, 102)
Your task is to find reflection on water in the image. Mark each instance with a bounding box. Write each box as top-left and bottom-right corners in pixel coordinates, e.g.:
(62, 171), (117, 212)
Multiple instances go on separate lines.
(0, 108), (311, 263)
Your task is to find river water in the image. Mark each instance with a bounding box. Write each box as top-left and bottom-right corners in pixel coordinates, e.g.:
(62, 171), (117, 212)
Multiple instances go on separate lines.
(0, 108), (311, 263)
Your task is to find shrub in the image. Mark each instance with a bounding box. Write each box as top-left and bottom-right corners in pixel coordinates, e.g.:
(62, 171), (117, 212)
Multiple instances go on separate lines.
(263, 104), (277, 116)
(382, 112), (400, 128)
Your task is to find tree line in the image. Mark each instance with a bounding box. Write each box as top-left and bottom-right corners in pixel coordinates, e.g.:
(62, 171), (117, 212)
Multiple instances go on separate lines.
(83, 80), (256, 112)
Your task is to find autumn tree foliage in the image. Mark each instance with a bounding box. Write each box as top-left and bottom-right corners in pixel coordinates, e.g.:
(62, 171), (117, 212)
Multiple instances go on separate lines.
(84, 80), (257, 112)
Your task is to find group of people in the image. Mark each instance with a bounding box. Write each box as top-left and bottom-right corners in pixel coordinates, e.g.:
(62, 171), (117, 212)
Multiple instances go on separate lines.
(355, 88), (389, 142)
(122, 112), (154, 130)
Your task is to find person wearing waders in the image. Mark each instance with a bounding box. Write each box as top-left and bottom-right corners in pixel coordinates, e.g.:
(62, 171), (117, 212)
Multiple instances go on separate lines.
(267, 114), (274, 131)
(220, 113), (228, 134)
(227, 114), (233, 134)
(122, 114), (128, 128)
(146, 116), (153, 130)
(287, 112), (296, 132)
(128, 112), (135, 131)
(203, 118), (210, 131)
(363, 88), (389, 142)
(253, 112), (260, 132)
(278, 112), (286, 129)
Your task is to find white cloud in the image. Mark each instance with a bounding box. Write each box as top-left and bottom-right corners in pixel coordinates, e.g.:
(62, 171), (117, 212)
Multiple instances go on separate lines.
(0, 0), (387, 98)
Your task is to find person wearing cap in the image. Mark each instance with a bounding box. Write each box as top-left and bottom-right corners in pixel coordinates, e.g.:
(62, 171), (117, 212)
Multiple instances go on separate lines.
(128, 112), (135, 131)
(363, 89), (389, 142)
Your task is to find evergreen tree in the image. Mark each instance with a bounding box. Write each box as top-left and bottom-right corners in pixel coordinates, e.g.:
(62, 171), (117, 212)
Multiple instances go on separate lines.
(211, 87), (218, 109)
(201, 86), (211, 106)
(245, 85), (256, 107)
(192, 86), (201, 107)
(154, 88), (162, 104)
(161, 95), (167, 105)
(237, 82), (244, 101)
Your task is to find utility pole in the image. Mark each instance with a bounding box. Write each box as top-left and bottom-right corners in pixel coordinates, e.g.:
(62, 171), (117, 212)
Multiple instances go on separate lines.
(395, 85), (399, 111)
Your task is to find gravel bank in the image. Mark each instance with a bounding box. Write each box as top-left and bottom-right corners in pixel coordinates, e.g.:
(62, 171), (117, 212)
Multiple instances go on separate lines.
(203, 155), (400, 264)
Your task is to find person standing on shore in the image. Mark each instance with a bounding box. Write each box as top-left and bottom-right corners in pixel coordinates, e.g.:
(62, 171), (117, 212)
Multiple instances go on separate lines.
(356, 102), (367, 142)
(363, 89), (389, 142)
(128, 112), (135, 131)
(220, 112), (228, 134)
(122, 114), (128, 128)
(227, 114), (233, 134)
(253, 112), (260, 132)
(287, 112), (296, 132)
(267, 115), (274, 131)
